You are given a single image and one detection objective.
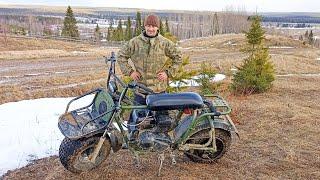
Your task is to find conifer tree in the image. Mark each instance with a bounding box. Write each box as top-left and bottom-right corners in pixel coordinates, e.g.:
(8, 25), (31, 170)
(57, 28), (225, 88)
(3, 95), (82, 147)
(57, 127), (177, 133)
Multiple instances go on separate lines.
(94, 24), (101, 43)
(165, 19), (170, 33)
(309, 30), (314, 45)
(107, 23), (113, 41)
(299, 35), (303, 41)
(165, 56), (197, 92)
(213, 12), (219, 35)
(159, 19), (164, 35)
(61, 6), (79, 38)
(115, 19), (124, 41)
(134, 12), (142, 36)
(304, 30), (309, 39)
(125, 17), (132, 40)
(232, 16), (275, 94)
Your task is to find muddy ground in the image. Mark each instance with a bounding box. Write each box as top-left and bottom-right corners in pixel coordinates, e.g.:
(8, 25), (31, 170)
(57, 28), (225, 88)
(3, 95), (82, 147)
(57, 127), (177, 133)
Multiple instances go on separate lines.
(1, 35), (320, 179)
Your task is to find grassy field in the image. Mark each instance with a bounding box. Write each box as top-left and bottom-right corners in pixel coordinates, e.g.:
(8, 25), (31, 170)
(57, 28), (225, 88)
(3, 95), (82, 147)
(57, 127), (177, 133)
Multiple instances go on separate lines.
(1, 34), (320, 179)
(0, 36), (118, 60)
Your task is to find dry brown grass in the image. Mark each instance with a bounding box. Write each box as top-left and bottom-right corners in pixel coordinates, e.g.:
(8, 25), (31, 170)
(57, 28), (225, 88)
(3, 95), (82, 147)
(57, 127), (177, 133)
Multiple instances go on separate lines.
(0, 37), (118, 60)
(180, 34), (320, 75)
(1, 33), (320, 179)
(3, 76), (319, 180)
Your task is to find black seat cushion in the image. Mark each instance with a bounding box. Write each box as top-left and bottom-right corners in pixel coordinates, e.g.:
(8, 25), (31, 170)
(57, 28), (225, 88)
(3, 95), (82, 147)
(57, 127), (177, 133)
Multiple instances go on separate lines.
(146, 92), (204, 111)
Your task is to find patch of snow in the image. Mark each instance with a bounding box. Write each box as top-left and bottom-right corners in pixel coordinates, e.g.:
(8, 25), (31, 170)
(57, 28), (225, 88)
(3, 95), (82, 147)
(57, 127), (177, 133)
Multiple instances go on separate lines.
(0, 96), (97, 176)
(169, 74), (226, 87)
(0, 80), (10, 84)
(54, 71), (67, 74)
(180, 46), (209, 50)
(230, 68), (238, 72)
(3, 75), (20, 78)
(212, 74), (226, 82)
(223, 41), (237, 46)
(23, 73), (50, 77)
(71, 51), (89, 55)
(269, 46), (294, 49)
(52, 79), (105, 89)
(277, 73), (320, 77)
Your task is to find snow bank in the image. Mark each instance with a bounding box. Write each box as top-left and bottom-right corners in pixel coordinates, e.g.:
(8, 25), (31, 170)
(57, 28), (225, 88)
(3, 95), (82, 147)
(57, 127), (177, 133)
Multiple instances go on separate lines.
(0, 96), (95, 176)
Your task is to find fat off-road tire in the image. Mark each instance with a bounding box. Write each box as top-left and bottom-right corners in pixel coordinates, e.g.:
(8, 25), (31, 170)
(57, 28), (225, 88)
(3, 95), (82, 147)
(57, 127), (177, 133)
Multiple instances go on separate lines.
(59, 136), (111, 173)
(184, 123), (231, 163)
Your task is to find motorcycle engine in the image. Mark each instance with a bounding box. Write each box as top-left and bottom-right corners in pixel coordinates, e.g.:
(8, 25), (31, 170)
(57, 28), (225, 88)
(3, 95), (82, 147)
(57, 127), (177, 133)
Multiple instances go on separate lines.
(131, 109), (177, 152)
(138, 130), (171, 152)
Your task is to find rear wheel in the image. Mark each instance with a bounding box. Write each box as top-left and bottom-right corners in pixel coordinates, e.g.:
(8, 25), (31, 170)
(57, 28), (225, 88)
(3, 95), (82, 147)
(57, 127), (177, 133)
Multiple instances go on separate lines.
(59, 136), (111, 173)
(184, 127), (231, 163)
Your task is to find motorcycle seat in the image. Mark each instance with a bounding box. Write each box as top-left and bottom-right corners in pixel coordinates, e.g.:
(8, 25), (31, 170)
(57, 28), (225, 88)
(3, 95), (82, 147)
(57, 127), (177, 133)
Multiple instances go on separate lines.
(146, 92), (204, 111)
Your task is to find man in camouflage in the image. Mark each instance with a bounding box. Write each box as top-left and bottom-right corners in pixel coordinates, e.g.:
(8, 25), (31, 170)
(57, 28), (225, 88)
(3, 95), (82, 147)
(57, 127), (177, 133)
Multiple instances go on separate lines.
(117, 14), (182, 139)
(118, 14), (182, 93)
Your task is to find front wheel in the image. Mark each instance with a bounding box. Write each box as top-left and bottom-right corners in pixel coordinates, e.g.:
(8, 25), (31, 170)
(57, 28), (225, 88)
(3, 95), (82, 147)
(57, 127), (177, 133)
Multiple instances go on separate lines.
(59, 136), (111, 173)
(184, 128), (231, 163)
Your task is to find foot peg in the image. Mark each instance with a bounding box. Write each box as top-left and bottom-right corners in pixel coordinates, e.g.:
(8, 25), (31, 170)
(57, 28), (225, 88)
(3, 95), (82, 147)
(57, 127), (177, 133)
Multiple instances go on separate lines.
(157, 153), (165, 176)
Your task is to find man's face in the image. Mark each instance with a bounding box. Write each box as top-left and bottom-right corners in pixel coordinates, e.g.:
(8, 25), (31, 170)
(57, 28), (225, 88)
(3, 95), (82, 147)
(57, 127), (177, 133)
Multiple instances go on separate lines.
(145, 25), (158, 37)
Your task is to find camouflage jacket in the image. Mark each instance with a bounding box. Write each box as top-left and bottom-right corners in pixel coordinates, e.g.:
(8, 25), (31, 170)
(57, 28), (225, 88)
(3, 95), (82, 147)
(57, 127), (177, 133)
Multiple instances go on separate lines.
(117, 33), (182, 92)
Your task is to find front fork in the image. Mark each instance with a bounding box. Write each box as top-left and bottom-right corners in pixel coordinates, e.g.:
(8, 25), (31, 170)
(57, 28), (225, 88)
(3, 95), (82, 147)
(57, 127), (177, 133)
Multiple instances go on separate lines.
(89, 110), (126, 163)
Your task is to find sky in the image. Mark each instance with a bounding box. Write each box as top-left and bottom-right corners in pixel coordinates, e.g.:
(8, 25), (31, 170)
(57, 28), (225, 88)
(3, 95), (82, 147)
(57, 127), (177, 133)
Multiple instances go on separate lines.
(0, 0), (319, 12)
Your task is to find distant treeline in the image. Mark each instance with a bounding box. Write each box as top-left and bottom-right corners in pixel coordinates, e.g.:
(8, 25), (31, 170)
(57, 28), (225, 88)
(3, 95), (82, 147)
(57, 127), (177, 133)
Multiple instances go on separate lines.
(262, 16), (320, 24)
(0, 15), (62, 36)
(0, 8), (249, 39)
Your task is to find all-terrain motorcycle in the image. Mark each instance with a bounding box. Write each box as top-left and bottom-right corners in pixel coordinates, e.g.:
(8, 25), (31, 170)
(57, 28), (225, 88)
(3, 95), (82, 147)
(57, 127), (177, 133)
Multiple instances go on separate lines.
(58, 52), (239, 176)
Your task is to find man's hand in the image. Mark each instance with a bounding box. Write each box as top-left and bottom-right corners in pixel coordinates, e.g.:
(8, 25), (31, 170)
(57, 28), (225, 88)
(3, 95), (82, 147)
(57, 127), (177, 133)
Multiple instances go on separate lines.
(130, 71), (141, 81)
(157, 71), (168, 81)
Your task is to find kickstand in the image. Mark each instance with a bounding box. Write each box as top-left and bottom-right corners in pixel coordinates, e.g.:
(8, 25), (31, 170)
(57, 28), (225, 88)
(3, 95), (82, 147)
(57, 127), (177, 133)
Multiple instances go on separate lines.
(157, 153), (165, 177)
(133, 152), (140, 168)
(170, 151), (177, 165)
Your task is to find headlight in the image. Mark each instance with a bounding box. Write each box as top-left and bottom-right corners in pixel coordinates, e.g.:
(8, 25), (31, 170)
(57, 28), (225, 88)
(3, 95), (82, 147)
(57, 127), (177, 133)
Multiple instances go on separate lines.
(108, 81), (117, 93)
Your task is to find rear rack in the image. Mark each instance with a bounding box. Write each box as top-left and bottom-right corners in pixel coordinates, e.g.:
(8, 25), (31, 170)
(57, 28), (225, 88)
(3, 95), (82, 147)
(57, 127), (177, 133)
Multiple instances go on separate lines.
(204, 94), (231, 115)
(58, 88), (115, 139)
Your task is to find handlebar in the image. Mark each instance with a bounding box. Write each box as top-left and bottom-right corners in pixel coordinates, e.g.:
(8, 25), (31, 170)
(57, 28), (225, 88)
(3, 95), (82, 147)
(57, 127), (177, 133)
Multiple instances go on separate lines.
(128, 81), (154, 94)
(104, 51), (116, 64)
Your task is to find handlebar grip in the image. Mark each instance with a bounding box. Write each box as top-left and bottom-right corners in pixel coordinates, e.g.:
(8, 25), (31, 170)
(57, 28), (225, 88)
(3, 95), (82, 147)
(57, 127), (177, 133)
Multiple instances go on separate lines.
(135, 82), (154, 93)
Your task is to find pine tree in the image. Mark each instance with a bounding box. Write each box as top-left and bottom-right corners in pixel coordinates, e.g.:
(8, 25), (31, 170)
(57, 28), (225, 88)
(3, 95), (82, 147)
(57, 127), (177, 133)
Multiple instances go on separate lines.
(134, 12), (142, 36)
(304, 30), (309, 40)
(164, 32), (178, 43)
(125, 17), (132, 40)
(115, 19), (124, 41)
(244, 16), (265, 53)
(165, 56), (197, 92)
(94, 24), (101, 43)
(107, 23), (113, 41)
(309, 30), (314, 45)
(299, 35), (303, 41)
(159, 19), (165, 35)
(232, 16), (275, 94)
(61, 6), (79, 38)
(165, 19), (170, 33)
(43, 26), (53, 36)
(213, 12), (219, 35)
(196, 63), (218, 95)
